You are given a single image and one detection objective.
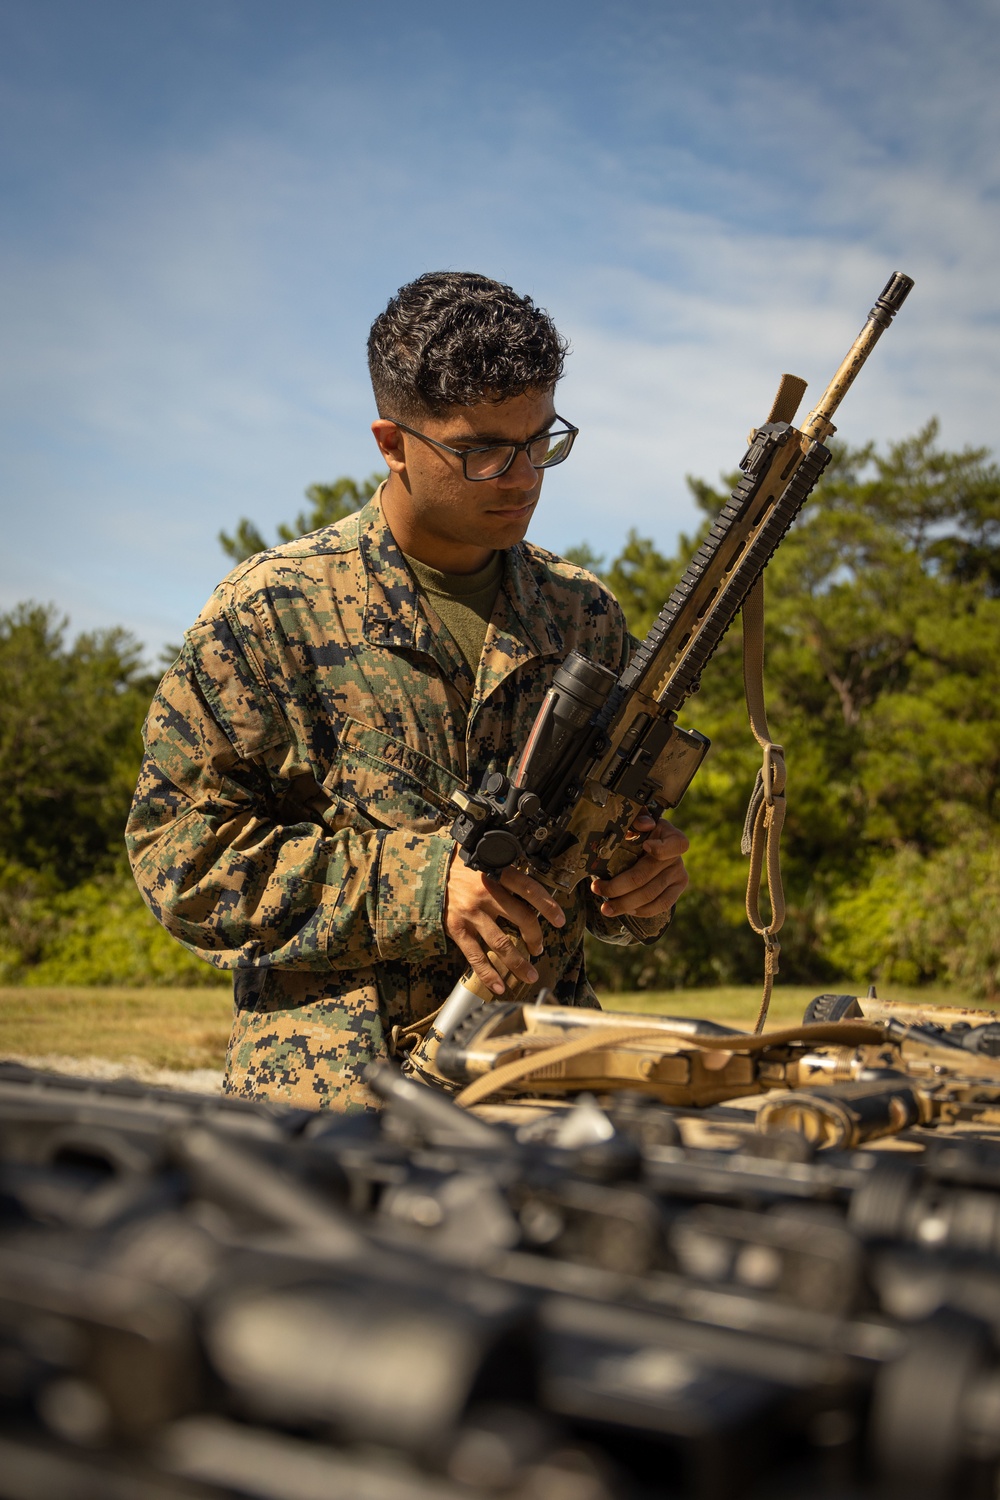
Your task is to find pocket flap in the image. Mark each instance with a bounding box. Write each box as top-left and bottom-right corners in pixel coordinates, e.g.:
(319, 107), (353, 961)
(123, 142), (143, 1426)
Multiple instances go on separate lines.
(325, 718), (464, 831)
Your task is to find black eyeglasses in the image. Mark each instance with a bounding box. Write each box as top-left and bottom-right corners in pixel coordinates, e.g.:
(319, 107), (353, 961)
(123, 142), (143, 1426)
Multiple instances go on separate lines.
(388, 414), (579, 481)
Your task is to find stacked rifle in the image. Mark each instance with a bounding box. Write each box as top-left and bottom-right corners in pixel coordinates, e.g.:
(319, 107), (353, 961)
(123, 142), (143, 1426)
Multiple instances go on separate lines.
(4, 1051), (1000, 1499)
(408, 991), (1000, 1152)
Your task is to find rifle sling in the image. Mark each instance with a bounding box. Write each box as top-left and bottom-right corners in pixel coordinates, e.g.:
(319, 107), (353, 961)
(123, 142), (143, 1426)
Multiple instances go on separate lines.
(741, 575), (786, 1034)
(738, 375), (809, 1033)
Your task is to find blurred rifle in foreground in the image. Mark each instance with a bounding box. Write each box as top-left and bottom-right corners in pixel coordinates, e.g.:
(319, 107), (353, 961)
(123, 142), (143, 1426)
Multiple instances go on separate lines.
(6, 1057), (1000, 1498)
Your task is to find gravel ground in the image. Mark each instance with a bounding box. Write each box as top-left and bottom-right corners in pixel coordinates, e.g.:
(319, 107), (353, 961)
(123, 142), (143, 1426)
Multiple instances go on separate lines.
(0, 1052), (224, 1094)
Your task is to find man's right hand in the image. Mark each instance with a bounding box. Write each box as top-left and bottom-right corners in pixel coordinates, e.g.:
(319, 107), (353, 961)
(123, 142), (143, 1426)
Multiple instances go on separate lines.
(444, 853), (566, 995)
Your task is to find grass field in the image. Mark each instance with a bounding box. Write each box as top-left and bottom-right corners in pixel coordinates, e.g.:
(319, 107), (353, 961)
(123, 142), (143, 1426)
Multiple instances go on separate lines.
(0, 981), (987, 1076)
(0, 986), (234, 1073)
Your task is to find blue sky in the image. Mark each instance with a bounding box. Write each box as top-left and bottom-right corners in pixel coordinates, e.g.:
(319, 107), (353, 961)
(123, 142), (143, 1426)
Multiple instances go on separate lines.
(2, 0), (998, 658)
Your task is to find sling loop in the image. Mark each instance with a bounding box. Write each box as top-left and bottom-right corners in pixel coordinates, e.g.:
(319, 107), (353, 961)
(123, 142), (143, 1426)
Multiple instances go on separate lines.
(741, 574), (786, 1034)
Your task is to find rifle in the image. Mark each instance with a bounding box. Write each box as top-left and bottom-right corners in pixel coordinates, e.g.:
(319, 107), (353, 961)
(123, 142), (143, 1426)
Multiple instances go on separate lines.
(8, 1062), (1000, 1499)
(421, 984), (1000, 1155)
(757, 996), (1000, 1148)
(411, 273), (914, 1072)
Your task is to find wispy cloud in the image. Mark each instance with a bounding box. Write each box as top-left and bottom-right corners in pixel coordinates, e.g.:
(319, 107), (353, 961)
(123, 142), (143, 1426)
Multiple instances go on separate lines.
(0, 0), (996, 652)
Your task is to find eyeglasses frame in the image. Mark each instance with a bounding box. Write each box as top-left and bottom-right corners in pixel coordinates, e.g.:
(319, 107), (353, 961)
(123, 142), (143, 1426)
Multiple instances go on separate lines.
(385, 413), (579, 482)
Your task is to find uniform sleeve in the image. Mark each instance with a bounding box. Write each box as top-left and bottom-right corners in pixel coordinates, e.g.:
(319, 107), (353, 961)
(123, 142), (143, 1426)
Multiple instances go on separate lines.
(125, 617), (452, 974)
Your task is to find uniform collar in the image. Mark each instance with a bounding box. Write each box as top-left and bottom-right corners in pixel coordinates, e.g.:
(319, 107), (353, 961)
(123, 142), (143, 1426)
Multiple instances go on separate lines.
(474, 540), (563, 706)
(358, 488), (563, 692)
(357, 488), (429, 651)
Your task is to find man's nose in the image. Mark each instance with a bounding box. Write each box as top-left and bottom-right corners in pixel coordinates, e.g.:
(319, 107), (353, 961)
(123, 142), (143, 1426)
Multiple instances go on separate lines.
(496, 448), (539, 489)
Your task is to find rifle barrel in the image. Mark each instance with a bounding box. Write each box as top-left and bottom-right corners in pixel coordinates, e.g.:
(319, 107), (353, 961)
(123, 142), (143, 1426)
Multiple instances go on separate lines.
(801, 272), (914, 441)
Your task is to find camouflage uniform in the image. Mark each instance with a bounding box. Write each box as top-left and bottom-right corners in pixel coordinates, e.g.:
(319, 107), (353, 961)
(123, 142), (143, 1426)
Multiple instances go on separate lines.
(126, 491), (668, 1110)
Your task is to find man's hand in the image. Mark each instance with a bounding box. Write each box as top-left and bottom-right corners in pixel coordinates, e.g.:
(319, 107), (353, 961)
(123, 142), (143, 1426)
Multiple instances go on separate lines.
(590, 814), (689, 920)
(444, 856), (566, 996)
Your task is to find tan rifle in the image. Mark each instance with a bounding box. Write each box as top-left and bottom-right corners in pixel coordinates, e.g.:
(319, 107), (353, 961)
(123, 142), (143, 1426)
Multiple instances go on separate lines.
(428, 992), (1000, 1151)
(407, 273), (914, 1087)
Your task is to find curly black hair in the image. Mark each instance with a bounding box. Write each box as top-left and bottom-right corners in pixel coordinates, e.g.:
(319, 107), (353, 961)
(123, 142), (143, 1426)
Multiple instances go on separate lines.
(367, 271), (568, 420)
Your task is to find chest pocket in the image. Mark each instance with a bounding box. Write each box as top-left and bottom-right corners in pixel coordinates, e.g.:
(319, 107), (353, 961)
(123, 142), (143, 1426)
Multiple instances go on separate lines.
(323, 717), (464, 833)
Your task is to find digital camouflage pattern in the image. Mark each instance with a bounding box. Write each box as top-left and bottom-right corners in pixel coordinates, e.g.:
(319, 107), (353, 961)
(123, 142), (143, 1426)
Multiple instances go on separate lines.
(126, 490), (669, 1110)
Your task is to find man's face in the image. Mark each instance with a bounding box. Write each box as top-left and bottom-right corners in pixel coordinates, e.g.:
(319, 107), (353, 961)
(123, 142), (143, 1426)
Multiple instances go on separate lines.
(373, 388), (558, 573)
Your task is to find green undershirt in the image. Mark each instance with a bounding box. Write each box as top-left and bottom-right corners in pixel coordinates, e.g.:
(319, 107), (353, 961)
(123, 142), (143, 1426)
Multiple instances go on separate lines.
(404, 550), (505, 678)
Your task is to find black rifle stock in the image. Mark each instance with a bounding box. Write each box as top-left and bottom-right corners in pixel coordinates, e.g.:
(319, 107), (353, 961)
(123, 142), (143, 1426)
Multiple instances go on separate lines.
(424, 274), (914, 1038)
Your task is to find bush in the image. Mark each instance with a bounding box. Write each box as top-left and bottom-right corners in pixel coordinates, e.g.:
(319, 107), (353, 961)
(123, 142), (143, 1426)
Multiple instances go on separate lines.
(0, 604), (156, 884)
(822, 835), (1000, 999)
(0, 860), (228, 988)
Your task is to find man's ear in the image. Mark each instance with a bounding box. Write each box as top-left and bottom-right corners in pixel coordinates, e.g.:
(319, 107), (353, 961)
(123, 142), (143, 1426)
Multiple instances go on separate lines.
(371, 419), (406, 474)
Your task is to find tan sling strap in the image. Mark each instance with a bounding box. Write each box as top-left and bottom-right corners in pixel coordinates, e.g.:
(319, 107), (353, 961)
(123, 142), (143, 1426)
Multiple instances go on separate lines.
(391, 1006), (443, 1053)
(741, 575), (786, 1035)
(740, 373), (807, 1035)
(454, 1018), (885, 1109)
(455, 1026), (680, 1109)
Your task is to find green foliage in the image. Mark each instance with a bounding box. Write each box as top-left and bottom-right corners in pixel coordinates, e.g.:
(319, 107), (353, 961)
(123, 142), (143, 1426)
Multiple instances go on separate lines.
(584, 421), (1000, 998)
(0, 858), (227, 988)
(601, 528), (690, 640)
(0, 604), (211, 986)
(0, 605), (156, 885)
(0, 861), (55, 980)
(218, 474), (386, 564)
(563, 542), (606, 573)
(0, 471), (390, 989)
(822, 837), (1000, 997)
(7, 435), (999, 998)
(216, 517), (269, 564)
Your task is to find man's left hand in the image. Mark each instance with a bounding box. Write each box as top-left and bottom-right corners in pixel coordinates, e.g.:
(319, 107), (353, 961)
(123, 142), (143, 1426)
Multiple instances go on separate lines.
(589, 814), (689, 920)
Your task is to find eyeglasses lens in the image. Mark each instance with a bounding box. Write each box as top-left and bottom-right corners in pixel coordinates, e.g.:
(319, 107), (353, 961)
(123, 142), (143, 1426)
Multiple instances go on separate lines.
(464, 429), (575, 480)
(529, 430), (574, 467)
(465, 448), (514, 480)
